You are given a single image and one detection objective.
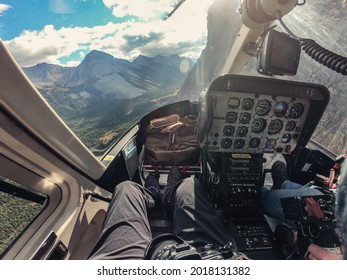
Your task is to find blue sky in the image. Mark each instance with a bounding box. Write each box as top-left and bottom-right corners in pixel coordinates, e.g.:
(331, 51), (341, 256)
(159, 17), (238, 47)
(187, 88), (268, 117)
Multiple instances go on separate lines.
(0, 1), (118, 40)
(0, 0), (213, 67)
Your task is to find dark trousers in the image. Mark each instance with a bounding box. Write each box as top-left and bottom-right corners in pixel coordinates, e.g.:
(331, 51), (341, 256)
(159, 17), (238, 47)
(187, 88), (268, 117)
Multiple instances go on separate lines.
(88, 177), (229, 259)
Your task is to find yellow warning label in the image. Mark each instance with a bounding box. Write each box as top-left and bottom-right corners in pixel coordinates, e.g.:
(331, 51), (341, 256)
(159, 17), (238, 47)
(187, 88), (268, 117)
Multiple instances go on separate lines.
(231, 154), (251, 159)
(103, 155), (115, 162)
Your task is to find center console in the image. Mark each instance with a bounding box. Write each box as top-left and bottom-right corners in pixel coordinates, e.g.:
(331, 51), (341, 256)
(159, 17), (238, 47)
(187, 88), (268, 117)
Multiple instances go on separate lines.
(208, 153), (263, 220)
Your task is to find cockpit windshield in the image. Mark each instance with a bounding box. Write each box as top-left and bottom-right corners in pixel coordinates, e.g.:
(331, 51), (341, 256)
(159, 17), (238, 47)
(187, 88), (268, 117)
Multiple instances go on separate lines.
(1, 0), (345, 156)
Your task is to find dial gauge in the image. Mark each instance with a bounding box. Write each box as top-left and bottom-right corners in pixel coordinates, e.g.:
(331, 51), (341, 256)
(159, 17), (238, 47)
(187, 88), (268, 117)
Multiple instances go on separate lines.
(239, 112), (251, 124)
(274, 101), (288, 117)
(223, 125), (235, 136)
(242, 98), (254, 110)
(228, 97), (240, 109)
(268, 119), (283, 135)
(251, 118), (267, 133)
(288, 103), (305, 119)
(226, 112), (238, 123)
(255, 99), (272, 116)
(285, 121), (296, 131)
(234, 139), (245, 149)
(221, 138), (232, 149)
(236, 126), (248, 137)
(249, 137), (261, 148)
(281, 133), (292, 143)
(265, 138), (277, 150)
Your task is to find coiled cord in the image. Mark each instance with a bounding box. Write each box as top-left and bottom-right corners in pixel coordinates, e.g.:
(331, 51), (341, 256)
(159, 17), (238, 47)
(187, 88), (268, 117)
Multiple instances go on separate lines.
(300, 39), (347, 75)
(276, 11), (347, 76)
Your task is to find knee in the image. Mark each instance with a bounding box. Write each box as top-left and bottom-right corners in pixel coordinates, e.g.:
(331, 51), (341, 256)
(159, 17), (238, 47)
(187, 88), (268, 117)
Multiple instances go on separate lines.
(175, 177), (200, 198)
(113, 180), (142, 198)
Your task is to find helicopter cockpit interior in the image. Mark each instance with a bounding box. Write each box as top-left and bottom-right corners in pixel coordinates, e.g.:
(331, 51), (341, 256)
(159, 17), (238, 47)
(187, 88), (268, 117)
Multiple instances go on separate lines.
(1, 0), (346, 261)
(96, 0), (344, 255)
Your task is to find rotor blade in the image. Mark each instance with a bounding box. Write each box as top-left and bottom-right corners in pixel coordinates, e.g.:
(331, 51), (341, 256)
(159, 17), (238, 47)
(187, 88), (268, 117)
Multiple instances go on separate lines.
(164, 0), (187, 20)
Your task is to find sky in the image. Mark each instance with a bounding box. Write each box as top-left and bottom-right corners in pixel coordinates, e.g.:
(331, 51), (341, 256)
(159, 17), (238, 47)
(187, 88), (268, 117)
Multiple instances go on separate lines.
(0, 0), (213, 67)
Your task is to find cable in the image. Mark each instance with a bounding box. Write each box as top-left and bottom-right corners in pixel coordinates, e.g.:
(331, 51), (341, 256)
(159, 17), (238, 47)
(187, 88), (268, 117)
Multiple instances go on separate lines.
(297, 0), (306, 6)
(275, 11), (347, 76)
(301, 40), (347, 75)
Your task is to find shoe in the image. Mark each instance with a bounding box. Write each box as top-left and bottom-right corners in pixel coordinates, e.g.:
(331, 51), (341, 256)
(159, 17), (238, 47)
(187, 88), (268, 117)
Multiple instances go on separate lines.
(271, 161), (288, 189)
(145, 174), (161, 205)
(163, 166), (183, 213)
(167, 166), (183, 187)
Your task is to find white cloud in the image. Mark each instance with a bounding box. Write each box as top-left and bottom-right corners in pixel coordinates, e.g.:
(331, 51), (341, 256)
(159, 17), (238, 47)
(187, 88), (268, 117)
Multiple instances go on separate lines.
(0, 3), (12, 16)
(65, 60), (82, 67)
(5, 22), (128, 66)
(103, 0), (172, 21)
(5, 0), (213, 67)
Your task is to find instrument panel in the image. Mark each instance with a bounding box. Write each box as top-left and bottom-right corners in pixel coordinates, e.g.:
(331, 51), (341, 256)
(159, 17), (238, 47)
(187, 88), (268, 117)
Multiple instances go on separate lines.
(202, 92), (309, 153)
(197, 75), (330, 154)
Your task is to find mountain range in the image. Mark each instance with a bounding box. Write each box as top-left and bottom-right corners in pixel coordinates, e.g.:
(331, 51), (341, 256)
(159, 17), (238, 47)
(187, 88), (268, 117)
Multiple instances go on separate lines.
(23, 51), (193, 99)
(22, 51), (193, 150)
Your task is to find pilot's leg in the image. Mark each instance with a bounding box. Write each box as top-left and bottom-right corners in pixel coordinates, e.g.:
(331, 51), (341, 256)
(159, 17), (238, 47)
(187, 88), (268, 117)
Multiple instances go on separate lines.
(172, 177), (229, 248)
(281, 180), (308, 189)
(88, 181), (153, 260)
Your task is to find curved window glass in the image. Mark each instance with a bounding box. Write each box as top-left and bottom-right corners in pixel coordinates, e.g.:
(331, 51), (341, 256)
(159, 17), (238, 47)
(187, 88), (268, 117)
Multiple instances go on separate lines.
(0, 176), (47, 257)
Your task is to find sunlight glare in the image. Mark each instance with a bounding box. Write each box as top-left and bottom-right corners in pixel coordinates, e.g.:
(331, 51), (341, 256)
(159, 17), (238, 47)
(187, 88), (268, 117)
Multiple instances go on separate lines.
(180, 59), (190, 73)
